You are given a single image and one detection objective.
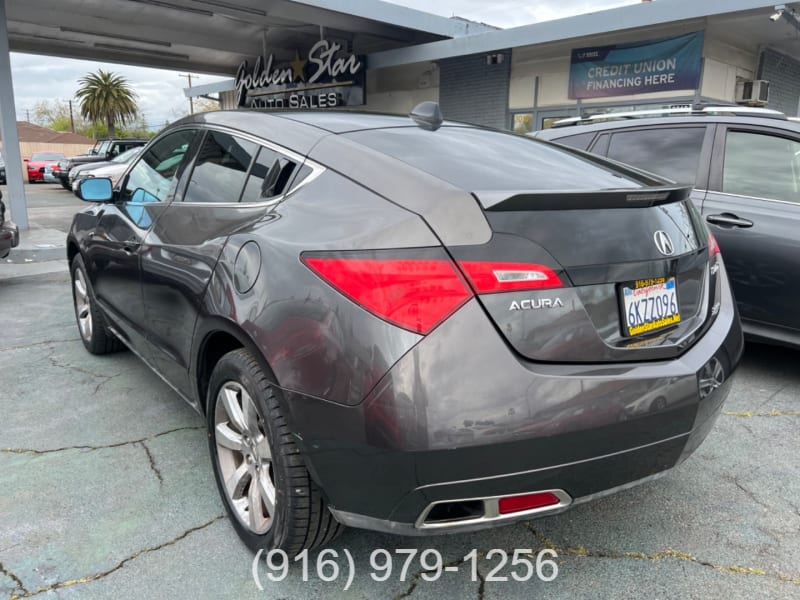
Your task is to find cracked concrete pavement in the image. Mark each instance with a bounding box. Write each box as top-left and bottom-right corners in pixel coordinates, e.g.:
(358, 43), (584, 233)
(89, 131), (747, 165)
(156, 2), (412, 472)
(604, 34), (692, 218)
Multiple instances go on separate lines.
(1, 185), (798, 598)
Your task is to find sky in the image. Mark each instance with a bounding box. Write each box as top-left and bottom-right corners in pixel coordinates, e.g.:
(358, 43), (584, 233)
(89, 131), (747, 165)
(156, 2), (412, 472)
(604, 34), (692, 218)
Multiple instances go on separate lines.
(7, 0), (637, 130)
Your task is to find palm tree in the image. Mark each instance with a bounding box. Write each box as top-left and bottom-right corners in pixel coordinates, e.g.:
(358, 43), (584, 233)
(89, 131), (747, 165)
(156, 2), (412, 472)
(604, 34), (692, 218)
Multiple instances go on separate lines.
(75, 70), (138, 137)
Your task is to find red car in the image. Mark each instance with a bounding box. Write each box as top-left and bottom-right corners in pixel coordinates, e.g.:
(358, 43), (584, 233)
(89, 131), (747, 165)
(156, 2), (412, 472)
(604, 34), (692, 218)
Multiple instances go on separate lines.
(25, 151), (65, 183)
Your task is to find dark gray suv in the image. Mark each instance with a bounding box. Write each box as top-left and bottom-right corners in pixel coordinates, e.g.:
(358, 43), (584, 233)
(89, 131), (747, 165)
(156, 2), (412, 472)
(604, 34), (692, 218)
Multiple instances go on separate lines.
(68, 108), (742, 556)
(536, 107), (800, 349)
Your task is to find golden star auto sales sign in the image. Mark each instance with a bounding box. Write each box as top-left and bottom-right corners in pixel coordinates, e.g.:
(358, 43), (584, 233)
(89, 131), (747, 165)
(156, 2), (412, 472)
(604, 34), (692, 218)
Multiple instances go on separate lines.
(235, 40), (366, 109)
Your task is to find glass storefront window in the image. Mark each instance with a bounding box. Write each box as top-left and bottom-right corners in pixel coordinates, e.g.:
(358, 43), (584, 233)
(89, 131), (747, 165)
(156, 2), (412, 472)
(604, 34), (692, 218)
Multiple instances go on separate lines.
(512, 113), (533, 133)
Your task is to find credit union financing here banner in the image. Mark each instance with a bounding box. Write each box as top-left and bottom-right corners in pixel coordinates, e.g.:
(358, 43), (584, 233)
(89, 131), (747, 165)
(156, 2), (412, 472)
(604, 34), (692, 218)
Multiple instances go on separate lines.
(569, 31), (704, 99)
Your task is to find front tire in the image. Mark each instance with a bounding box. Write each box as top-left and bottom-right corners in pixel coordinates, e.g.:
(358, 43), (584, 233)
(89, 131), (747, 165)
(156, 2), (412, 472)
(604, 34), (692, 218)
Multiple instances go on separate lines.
(70, 255), (123, 354)
(207, 349), (343, 556)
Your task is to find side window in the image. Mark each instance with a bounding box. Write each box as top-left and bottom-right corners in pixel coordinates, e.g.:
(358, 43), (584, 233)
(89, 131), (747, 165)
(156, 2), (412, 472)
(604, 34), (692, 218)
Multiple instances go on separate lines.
(240, 146), (297, 203)
(550, 132), (595, 151)
(606, 127), (706, 184)
(122, 129), (198, 203)
(184, 131), (257, 203)
(722, 130), (800, 203)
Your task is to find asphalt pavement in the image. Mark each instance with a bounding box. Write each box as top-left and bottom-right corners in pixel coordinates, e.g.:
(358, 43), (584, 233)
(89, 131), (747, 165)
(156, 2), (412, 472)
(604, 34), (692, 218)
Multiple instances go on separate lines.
(0, 183), (798, 599)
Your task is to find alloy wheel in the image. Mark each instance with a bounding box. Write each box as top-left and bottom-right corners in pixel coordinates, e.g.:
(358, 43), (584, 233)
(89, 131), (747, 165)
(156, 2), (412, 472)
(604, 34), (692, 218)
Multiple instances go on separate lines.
(214, 381), (276, 534)
(73, 268), (93, 342)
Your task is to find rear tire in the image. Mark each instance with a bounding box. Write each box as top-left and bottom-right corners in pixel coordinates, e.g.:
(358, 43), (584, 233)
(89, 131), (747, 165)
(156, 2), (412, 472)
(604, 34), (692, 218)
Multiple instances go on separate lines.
(207, 349), (344, 556)
(61, 179), (71, 190)
(70, 255), (123, 354)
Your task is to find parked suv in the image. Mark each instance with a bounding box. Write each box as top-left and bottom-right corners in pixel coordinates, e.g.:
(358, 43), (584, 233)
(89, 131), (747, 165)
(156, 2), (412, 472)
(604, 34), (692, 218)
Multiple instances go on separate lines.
(57, 138), (148, 190)
(68, 108), (742, 555)
(535, 106), (800, 349)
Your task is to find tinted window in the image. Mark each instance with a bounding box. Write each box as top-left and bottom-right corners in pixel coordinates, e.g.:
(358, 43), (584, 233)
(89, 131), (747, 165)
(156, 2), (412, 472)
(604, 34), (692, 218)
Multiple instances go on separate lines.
(31, 152), (65, 161)
(606, 127), (705, 184)
(184, 131), (257, 203)
(551, 132), (595, 151)
(111, 147), (142, 164)
(722, 130), (800, 203)
(240, 146), (297, 203)
(347, 127), (646, 191)
(123, 129), (197, 203)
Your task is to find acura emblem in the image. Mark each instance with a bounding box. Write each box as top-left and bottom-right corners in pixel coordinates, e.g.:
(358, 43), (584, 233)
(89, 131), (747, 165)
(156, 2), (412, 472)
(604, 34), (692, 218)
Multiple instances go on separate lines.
(653, 230), (675, 256)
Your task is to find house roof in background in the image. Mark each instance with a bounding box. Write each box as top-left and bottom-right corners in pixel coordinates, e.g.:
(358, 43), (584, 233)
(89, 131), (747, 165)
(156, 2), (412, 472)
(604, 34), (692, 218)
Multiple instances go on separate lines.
(0, 121), (95, 144)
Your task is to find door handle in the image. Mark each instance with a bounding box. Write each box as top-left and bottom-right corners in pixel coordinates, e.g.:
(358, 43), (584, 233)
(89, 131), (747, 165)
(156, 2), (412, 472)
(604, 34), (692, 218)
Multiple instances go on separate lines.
(706, 213), (753, 228)
(123, 238), (140, 255)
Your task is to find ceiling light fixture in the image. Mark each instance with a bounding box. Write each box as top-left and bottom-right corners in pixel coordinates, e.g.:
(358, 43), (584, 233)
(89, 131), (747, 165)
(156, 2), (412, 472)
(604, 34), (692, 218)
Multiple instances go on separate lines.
(128, 0), (213, 17)
(191, 0), (267, 17)
(60, 27), (172, 47)
(10, 32), (86, 45)
(93, 43), (191, 61)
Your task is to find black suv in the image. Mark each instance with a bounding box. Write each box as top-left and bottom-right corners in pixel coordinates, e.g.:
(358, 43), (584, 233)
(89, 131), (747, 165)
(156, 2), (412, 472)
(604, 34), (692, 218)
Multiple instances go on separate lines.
(536, 106), (800, 349)
(57, 138), (148, 190)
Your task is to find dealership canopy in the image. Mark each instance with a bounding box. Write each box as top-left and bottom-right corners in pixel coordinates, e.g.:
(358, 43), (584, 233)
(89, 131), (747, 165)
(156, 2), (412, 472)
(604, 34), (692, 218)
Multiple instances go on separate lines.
(1, 0), (798, 230)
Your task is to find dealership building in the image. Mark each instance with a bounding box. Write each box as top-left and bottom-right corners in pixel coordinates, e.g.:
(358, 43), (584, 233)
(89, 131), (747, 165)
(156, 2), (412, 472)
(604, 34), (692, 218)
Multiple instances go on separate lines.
(2, 0), (800, 227)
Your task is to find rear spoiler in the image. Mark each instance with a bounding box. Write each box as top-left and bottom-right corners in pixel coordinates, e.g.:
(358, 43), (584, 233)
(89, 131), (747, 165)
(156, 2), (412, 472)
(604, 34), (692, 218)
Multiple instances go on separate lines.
(474, 186), (693, 211)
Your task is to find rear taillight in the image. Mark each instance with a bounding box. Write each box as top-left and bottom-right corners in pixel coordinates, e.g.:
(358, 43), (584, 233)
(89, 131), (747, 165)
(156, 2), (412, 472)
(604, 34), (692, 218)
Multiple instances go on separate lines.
(708, 232), (720, 260)
(302, 254), (472, 335)
(457, 261), (563, 293)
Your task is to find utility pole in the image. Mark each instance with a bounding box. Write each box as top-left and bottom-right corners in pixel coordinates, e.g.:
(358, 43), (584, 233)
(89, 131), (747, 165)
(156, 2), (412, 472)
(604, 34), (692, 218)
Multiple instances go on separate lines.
(25, 108), (30, 122)
(68, 100), (75, 133)
(179, 73), (197, 114)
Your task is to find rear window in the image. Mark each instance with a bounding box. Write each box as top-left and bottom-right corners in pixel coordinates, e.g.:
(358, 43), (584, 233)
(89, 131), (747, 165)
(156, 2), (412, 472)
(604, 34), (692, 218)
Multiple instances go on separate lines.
(345, 126), (648, 191)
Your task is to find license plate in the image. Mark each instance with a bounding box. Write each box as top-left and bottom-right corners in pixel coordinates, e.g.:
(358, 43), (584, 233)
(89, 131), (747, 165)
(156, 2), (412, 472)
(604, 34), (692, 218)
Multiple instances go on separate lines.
(620, 277), (680, 337)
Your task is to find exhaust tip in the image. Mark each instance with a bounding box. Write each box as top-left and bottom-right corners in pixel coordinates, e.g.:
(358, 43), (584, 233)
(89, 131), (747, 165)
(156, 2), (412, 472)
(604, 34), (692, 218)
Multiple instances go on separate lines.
(417, 489), (572, 529)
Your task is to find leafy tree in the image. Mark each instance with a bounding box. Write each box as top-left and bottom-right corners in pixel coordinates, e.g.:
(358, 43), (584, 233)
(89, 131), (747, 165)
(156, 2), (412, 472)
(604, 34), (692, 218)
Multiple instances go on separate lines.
(75, 70), (139, 137)
(192, 96), (221, 113)
(32, 99), (86, 132)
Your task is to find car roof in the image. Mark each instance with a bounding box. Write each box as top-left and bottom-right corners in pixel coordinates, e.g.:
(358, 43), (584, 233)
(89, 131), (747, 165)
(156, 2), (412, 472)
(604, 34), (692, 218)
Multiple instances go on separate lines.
(171, 109), (471, 155)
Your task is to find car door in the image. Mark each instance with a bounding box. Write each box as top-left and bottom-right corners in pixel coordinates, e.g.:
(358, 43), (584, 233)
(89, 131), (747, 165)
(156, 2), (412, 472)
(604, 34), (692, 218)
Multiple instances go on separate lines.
(86, 128), (200, 356)
(140, 129), (301, 401)
(703, 124), (800, 337)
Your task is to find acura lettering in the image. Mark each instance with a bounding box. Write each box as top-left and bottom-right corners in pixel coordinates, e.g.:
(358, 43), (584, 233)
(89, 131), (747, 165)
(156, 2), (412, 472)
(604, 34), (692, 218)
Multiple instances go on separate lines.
(509, 298), (565, 311)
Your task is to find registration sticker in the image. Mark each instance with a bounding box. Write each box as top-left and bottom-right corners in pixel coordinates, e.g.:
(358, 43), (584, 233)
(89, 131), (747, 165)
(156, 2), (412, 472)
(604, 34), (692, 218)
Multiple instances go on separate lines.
(621, 277), (680, 337)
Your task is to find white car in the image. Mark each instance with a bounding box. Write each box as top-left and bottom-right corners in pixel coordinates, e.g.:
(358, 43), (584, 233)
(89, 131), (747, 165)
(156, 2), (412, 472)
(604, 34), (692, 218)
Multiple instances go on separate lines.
(72, 147), (143, 196)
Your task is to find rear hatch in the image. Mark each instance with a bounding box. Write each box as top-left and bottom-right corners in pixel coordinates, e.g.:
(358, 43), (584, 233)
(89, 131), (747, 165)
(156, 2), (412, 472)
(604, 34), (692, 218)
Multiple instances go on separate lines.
(344, 126), (720, 363)
(450, 187), (718, 362)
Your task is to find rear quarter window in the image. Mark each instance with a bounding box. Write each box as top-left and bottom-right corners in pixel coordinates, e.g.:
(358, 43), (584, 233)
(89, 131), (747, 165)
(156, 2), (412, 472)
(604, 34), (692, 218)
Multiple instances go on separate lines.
(548, 131), (596, 151)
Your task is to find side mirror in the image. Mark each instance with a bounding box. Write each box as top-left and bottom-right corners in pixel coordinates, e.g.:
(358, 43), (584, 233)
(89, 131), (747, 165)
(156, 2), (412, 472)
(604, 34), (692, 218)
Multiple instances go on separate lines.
(79, 177), (114, 202)
(130, 188), (160, 203)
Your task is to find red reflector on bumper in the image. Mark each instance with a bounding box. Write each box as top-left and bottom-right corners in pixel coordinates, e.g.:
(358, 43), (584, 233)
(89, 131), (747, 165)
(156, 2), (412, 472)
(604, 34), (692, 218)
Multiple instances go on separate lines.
(498, 492), (561, 514)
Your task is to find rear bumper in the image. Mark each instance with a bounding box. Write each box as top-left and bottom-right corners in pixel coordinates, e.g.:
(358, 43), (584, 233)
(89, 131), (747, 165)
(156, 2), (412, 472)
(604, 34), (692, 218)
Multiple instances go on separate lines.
(285, 262), (742, 534)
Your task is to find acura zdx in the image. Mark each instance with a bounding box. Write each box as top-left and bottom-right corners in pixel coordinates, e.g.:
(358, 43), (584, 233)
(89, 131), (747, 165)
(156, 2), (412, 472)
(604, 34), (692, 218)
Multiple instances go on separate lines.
(68, 105), (743, 556)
